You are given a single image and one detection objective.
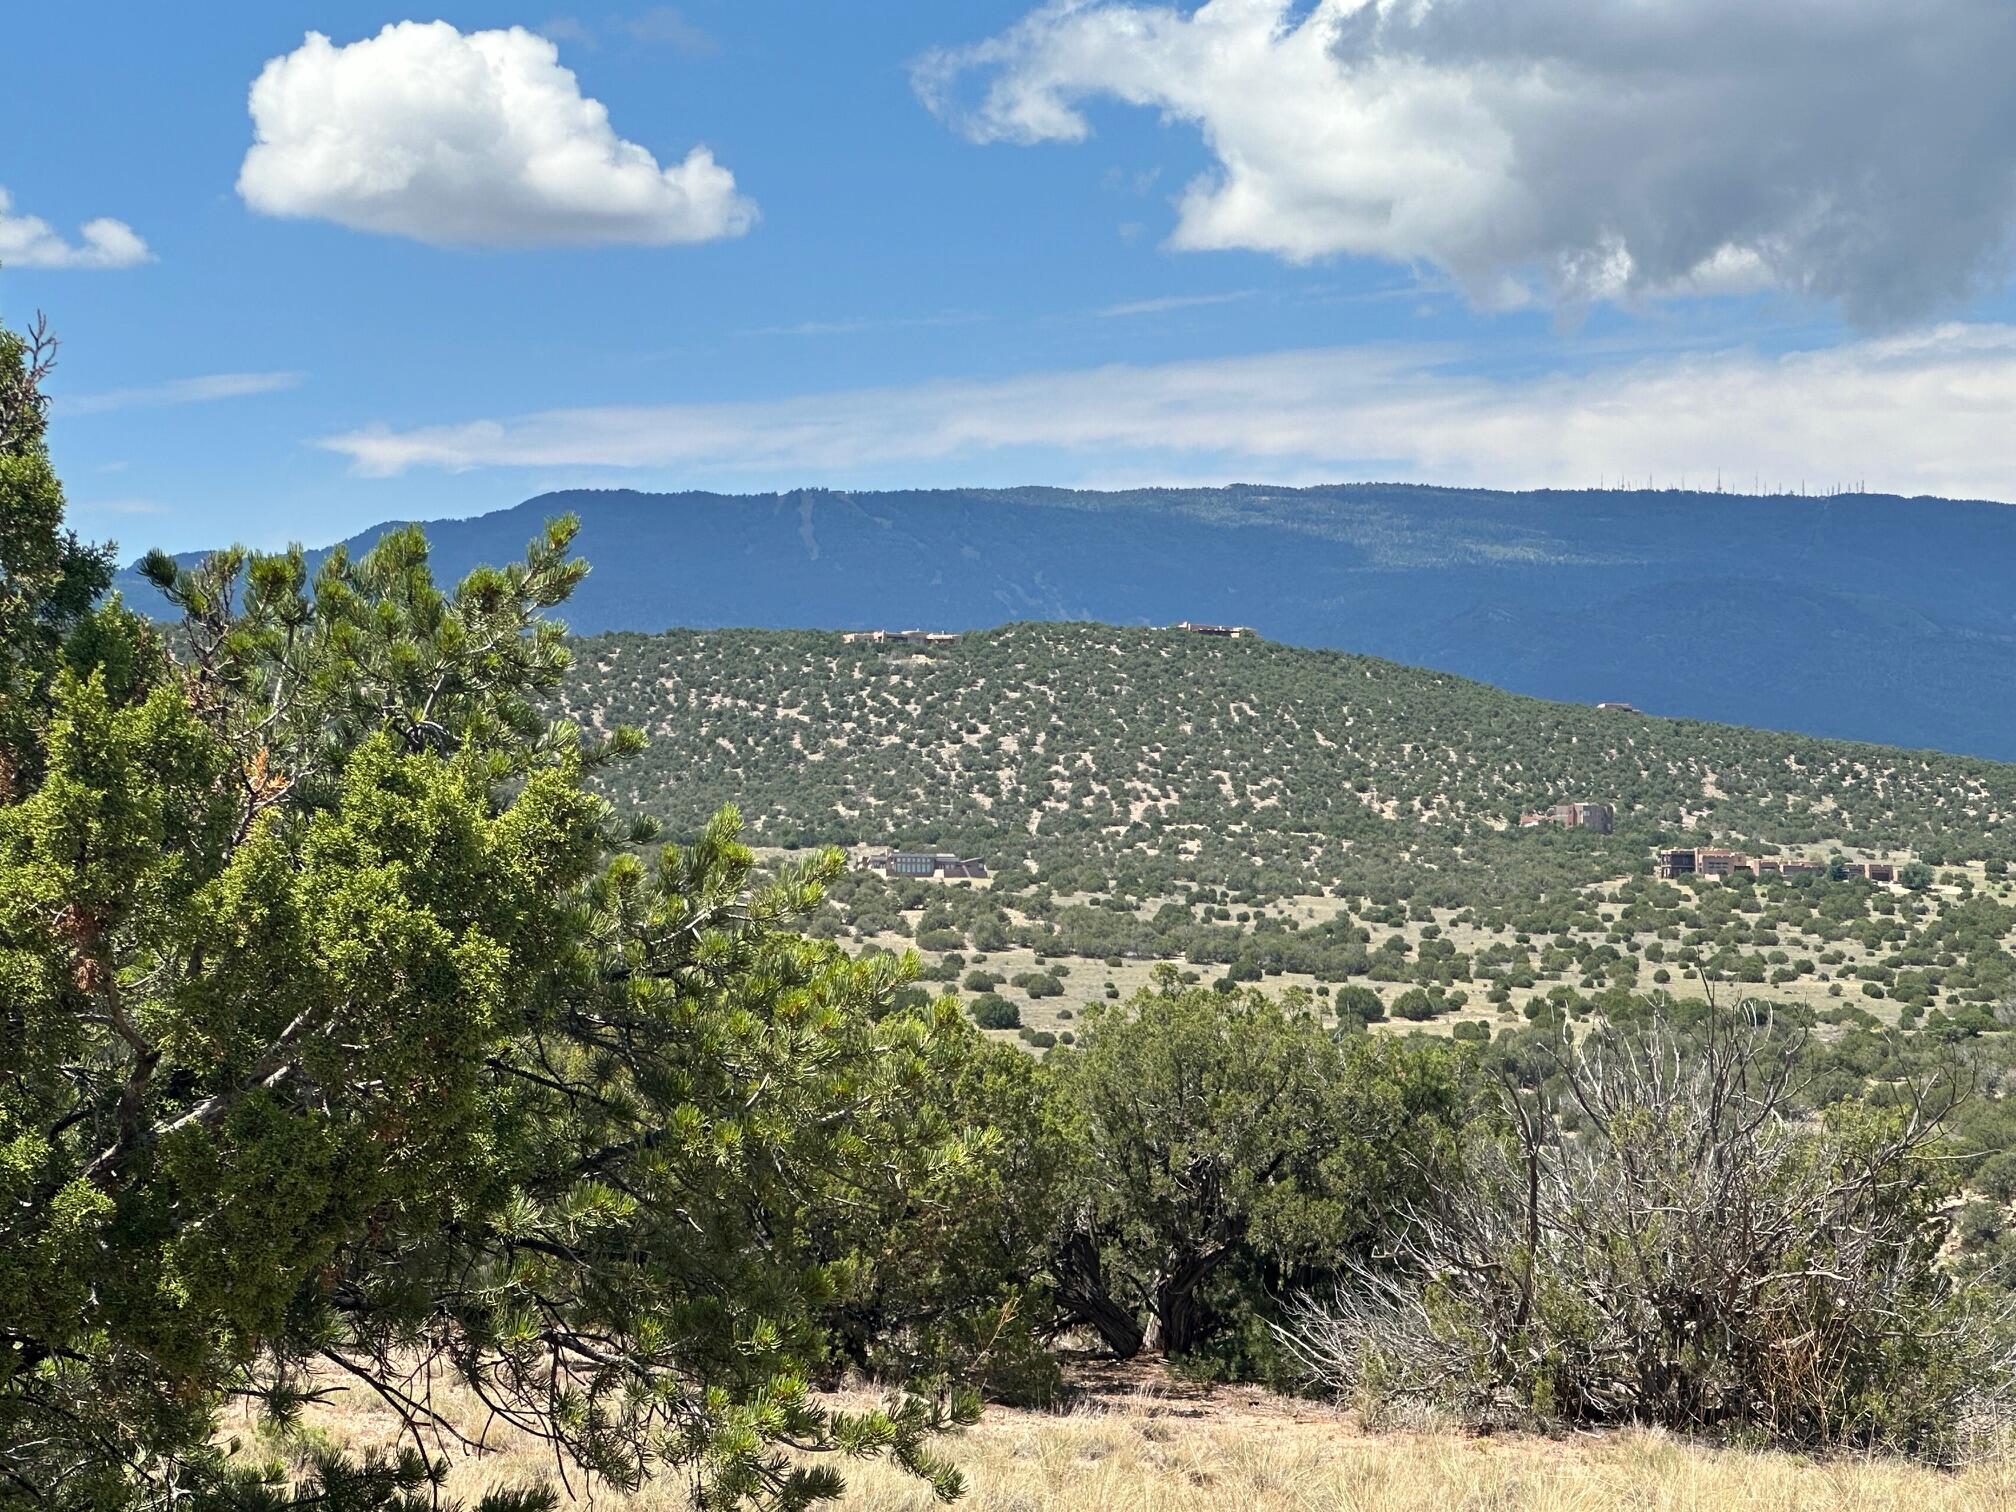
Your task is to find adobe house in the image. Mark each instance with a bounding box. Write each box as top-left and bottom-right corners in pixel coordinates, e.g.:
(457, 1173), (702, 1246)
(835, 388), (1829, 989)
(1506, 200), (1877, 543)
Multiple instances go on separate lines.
(1657, 847), (1876, 882)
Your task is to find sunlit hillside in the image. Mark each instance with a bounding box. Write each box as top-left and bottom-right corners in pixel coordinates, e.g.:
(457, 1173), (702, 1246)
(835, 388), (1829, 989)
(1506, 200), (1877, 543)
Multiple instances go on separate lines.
(561, 622), (2016, 1044)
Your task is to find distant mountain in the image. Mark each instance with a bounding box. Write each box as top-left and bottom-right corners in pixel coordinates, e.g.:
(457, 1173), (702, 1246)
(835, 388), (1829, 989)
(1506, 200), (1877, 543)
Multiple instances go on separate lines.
(114, 483), (2016, 759)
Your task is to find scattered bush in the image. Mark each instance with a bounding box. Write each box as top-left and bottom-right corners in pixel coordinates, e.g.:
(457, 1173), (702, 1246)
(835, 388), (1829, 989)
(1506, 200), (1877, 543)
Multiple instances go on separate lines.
(1332, 985), (1386, 1024)
(1278, 1003), (2004, 1459)
(969, 994), (1022, 1030)
(1391, 989), (1445, 1021)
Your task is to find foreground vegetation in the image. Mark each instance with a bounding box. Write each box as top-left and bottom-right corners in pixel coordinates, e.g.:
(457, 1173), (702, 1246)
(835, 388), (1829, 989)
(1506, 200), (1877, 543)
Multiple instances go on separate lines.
(1, 320), (994, 1509)
(8, 313), (2016, 1509)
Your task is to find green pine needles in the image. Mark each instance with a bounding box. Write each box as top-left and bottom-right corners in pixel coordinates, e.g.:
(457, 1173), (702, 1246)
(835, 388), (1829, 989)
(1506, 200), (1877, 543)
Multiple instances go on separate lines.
(0, 315), (1011, 1510)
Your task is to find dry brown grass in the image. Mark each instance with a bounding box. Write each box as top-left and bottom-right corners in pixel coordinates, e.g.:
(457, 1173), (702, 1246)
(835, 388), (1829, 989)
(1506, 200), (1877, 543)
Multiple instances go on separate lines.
(269, 1365), (2016, 1511)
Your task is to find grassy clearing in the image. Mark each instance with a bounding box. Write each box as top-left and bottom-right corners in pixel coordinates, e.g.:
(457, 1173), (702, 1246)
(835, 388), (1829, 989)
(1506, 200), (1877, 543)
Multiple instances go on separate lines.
(857, 866), (1988, 1050)
(271, 1365), (2016, 1511)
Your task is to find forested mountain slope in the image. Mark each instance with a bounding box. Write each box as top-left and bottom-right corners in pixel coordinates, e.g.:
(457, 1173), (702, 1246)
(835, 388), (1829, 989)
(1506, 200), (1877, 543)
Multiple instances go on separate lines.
(120, 483), (2016, 758)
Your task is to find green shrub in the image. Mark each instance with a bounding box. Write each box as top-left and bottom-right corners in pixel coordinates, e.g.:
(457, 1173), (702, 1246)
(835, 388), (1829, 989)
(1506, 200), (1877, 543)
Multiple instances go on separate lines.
(969, 994), (1021, 1030)
(1333, 985), (1385, 1024)
(1391, 989), (1443, 1021)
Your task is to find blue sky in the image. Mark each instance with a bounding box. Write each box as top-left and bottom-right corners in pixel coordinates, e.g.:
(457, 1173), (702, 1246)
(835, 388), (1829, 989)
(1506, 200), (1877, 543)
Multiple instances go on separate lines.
(7, 1), (2016, 556)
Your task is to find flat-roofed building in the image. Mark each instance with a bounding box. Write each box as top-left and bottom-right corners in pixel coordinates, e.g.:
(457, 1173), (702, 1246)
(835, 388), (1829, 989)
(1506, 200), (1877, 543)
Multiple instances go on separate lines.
(1746, 857), (1826, 878)
(1656, 847), (1698, 877)
(841, 629), (963, 646)
(858, 849), (989, 880)
(1658, 847), (1741, 878)
(1658, 847), (1871, 882)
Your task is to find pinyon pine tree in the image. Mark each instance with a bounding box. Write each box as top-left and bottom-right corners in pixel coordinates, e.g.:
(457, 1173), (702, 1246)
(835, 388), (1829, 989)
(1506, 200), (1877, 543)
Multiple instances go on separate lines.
(0, 314), (987, 1510)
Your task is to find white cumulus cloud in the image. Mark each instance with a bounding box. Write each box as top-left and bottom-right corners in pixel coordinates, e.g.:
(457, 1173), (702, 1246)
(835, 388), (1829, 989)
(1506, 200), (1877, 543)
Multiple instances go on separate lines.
(0, 187), (151, 270)
(238, 21), (754, 247)
(917, 0), (2016, 323)
(317, 324), (2016, 504)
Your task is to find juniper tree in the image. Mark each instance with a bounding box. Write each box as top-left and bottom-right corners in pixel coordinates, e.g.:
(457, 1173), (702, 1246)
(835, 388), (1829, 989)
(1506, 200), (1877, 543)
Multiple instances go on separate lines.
(813, 1002), (1072, 1407)
(1052, 971), (1462, 1359)
(0, 316), (989, 1509)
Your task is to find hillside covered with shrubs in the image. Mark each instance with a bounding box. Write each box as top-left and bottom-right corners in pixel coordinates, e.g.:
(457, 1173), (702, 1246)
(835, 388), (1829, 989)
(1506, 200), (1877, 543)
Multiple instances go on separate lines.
(560, 624), (2016, 1037)
(565, 622), (2014, 885)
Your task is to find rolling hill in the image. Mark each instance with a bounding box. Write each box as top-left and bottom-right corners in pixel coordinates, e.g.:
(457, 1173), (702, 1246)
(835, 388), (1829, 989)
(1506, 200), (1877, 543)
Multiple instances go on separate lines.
(118, 483), (2016, 758)
(562, 621), (2016, 889)
(558, 622), (2016, 1036)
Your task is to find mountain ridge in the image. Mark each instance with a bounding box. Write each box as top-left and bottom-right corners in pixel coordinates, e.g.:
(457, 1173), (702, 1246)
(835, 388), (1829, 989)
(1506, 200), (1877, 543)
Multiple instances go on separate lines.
(115, 482), (2016, 759)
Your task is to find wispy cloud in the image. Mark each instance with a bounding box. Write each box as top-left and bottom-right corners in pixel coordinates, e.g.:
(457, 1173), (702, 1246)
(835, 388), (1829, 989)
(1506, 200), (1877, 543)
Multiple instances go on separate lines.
(744, 310), (989, 338)
(538, 9), (717, 55)
(748, 317), (881, 338)
(317, 324), (2016, 503)
(622, 7), (717, 55)
(539, 16), (598, 48)
(1096, 290), (1254, 318)
(59, 371), (304, 417)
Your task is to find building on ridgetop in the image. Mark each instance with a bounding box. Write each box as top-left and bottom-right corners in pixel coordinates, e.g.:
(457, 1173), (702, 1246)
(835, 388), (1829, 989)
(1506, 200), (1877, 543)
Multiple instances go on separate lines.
(1596, 701), (1642, 713)
(841, 629), (962, 645)
(1519, 802), (1614, 834)
(1170, 620), (1256, 638)
(857, 850), (989, 880)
